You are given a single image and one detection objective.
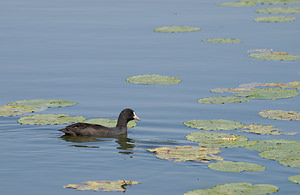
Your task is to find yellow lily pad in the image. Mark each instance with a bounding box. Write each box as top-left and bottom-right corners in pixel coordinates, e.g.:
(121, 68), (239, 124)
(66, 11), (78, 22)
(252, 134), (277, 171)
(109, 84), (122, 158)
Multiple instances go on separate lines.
(184, 119), (245, 131)
(202, 38), (242, 43)
(18, 114), (86, 125)
(154, 26), (200, 33)
(84, 118), (136, 128)
(259, 110), (300, 120)
(64, 180), (139, 192)
(254, 16), (296, 22)
(208, 161), (265, 172)
(147, 146), (223, 162)
(126, 74), (181, 85)
(256, 7), (300, 14)
(185, 182), (279, 195)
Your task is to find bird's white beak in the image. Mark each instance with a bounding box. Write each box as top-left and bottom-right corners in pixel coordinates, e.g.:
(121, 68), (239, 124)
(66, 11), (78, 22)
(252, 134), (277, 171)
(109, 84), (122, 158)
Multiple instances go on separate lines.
(133, 112), (141, 121)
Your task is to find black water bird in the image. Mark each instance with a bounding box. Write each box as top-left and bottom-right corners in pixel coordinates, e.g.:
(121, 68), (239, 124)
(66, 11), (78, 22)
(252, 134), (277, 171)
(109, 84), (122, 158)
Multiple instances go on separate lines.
(59, 108), (140, 137)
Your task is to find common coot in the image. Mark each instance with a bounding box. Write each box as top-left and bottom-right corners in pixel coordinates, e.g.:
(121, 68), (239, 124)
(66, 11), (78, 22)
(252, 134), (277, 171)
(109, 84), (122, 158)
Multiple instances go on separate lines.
(58, 108), (140, 137)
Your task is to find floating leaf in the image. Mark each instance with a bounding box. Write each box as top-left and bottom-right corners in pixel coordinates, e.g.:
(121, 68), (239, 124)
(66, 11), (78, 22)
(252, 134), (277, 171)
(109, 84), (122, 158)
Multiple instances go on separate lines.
(202, 38), (242, 43)
(184, 182), (279, 195)
(186, 131), (257, 148)
(184, 119), (245, 131)
(256, 7), (300, 14)
(249, 53), (300, 60)
(147, 145), (223, 162)
(197, 96), (249, 104)
(241, 0), (300, 5)
(218, 2), (257, 7)
(84, 118), (136, 128)
(64, 180), (139, 192)
(239, 124), (296, 135)
(210, 88), (254, 93)
(289, 175), (300, 184)
(259, 149), (300, 167)
(18, 114), (86, 125)
(235, 88), (299, 99)
(245, 139), (300, 152)
(254, 16), (296, 22)
(259, 110), (300, 120)
(239, 81), (300, 89)
(8, 99), (78, 111)
(154, 26), (200, 33)
(208, 161), (265, 172)
(126, 74), (181, 85)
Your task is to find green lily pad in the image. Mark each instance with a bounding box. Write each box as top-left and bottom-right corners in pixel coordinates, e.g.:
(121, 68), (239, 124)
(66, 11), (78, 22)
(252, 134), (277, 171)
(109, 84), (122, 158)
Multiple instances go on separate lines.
(254, 16), (296, 22)
(239, 81), (300, 90)
(259, 149), (300, 167)
(245, 139), (300, 152)
(197, 96), (250, 104)
(8, 99), (78, 111)
(210, 88), (254, 93)
(64, 180), (139, 192)
(18, 114), (86, 125)
(240, 0), (300, 5)
(249, 53), (300, 60)
(126, 74), (181, 85)
(217, 2), (257, 7)
(202, 38), (242, 43)
(208, 161), (265, 172)
(258, 110), (300, 120)
(235, 88), (299, 99)
(289, 175), (300, 184)
(184, 119), (245, 131)
(239, 124), (296, 135)
(186, 131), (257, 148)
(184, 182), (279, 195)
(154, 26), (200, 33)
(256, 7), (300, 14)
(147, 145), (223, 162)
(84, 118), (136, 128)
(0, 105), (38, 117)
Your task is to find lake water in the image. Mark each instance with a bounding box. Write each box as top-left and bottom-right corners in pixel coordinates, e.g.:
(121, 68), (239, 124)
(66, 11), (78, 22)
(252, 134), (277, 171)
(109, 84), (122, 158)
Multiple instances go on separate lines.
(1, 0), (300, 194)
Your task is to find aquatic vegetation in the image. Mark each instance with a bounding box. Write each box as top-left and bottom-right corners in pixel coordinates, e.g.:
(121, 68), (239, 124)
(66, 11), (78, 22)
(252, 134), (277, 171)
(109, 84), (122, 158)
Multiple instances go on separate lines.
(184, 182), (279, 195)
(147, 146), (223, 162)
(202, 38), (242, 43)
(208, 161), (265, 172)
(197, 96), (249, 104)
(8, 99), (78, 110)
(154, 26), (200, 33)
(288, 175), (300, 184)
(18, 114), (86, 125)
(246, 139), (300, 167)
(210, 88), (254, 93)
(259, 110), (300, 120)
(84, 118), (136, 128)
(126, 74), (181, 85)
(186, 131), (257, 148)
(254, 16), (296, 22)
(239, 124), (295, 135)
(0, 105), (37, 117)
(218, 0), (300, 7)
(218, 2), (257, 7)
(256, 7), (300, 14)
(249, 53), (300, 60)
(235, 88), (299, 99)
(64, 180), (139, 192)
(239, 81), (300, 90)
(184, 119), (245, 131)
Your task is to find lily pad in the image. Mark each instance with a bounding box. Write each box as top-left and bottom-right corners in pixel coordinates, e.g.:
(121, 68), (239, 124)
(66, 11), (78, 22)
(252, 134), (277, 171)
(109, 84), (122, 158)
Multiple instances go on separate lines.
(0, 105), (39, 117)
(184, 182), (279, 195)
(18, 114), (86, 125)
(239, 124), (296, 135)
(256, 7), (300, 14)
(154, 26), (200, 33)
(254, 16), (296, 22)
(8, 99), (78, 111)
(239, 81), (300, 90)
(249, 53), (300, 60)
(240, 0), (300, 5)
(217, 2), (257, 7)
(235, 88), (299, 99)
(84, 118), (136, 128)
(147, 145), (223, 162)
(208, 161), (265, 172)
(259, 149), (300, 167)
(245, 139), (300, 152)
(186, 131), (257, 148)
(64, 180), (139, 192)
(288, 175), (300, 184)
(258, 110), (300, 120)
(184, 119), (245, 131)
(202, 38), (242, 43)
(197, 96), (250, 104)
(126, 74), (181, 85)
(210, 88), (254, 93)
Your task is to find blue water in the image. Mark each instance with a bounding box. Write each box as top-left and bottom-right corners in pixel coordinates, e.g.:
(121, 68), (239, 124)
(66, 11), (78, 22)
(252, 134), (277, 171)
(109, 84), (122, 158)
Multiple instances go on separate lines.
(1, 0), (300, 194)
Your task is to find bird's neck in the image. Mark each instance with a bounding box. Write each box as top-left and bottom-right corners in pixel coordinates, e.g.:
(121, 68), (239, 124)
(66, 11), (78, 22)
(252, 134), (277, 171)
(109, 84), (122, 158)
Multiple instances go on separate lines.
(116, 116), (128, 132)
